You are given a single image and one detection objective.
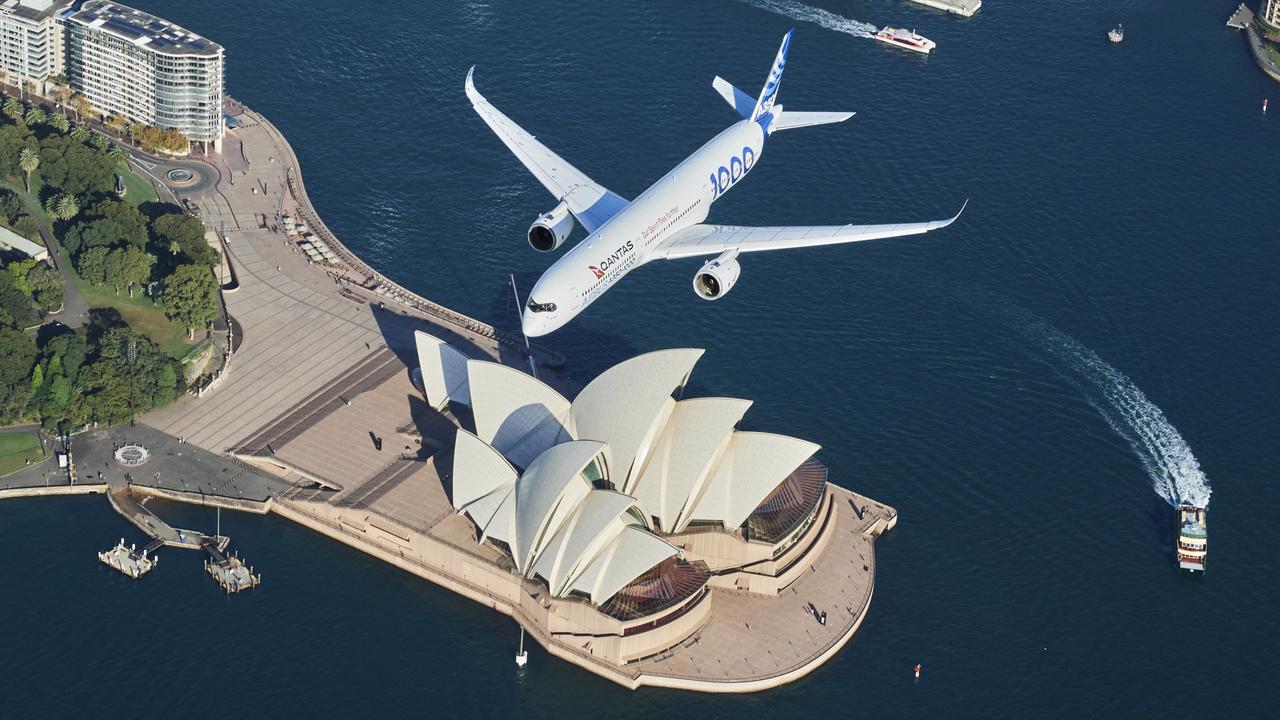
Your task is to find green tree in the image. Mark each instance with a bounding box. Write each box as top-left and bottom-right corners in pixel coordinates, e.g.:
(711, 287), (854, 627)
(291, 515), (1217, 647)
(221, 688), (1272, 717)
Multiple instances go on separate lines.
(48, 113), (69, 133)
(45, 192), (79, 221)
(29, 361), (43, 394)
(108, 145), (127, 165)
(69, 124), (90, 143)
(0, 188), (23, 224)
(90, 133), (109, 151)
(18, 146), (38, 193)
(151, 213), (216, 266)
(76, 246), (110, 285)
(63, 199), (148, 255)
(0, 267), (33, 329)
(26, 262), (63, 310)
(6, 258), (36, 293)
(78, 327), (178, 423)
(103, 246), (154, 297)
(0, 326), (36, 422)
(2, 97), (23, 122)
(23, 107), (45, 126)
(38, 134), (116, 195)
(161, 263), (218, 338)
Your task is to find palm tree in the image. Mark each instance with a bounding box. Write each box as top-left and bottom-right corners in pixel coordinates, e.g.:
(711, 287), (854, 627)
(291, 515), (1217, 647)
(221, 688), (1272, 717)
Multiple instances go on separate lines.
(69, 124), (90, 142)
(50, 193), (79, 222)
(3, 97), (23, 121)
(18, 147), (39, 193)
(23, 107), (45, 126)
(91, 132), (109, 150)
(49, 113), (69, 133)
(108, 145), (127, 165)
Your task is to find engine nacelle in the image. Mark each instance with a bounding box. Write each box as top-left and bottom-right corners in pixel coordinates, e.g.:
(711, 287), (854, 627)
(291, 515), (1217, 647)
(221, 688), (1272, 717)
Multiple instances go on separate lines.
(692, 250), (741, 300)
(528, 200), (574, 252)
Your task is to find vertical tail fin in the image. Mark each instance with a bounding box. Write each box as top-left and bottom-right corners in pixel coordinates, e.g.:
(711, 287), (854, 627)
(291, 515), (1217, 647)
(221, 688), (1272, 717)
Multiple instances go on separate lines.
(752, 29), (794, 121)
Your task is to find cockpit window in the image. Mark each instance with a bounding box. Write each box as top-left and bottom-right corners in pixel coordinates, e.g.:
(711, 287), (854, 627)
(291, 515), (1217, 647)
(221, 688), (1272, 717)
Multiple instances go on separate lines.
(526, 298), (556, 313)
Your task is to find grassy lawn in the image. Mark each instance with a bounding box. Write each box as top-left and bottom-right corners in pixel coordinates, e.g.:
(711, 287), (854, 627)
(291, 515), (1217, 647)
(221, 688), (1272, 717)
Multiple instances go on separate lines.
(0, 430), (46, 477)
(119, 167), (158, 206)
(1267, 42), (1280, 68)
(56, 245), (195, 359)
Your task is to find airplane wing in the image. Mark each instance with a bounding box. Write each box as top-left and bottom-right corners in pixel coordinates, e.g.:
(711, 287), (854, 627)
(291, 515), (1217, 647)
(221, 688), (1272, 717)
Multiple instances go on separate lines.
(653, 201), (967, 260)
(465, 67), (629, 233)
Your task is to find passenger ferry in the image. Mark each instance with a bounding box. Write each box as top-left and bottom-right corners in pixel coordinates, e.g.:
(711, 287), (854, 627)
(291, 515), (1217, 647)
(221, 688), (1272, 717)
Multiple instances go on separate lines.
(1175, 503), (1207, 572)
(874, 27), (936, 54)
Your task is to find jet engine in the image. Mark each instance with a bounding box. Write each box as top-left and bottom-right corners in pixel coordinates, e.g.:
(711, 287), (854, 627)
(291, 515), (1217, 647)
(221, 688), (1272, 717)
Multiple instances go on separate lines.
(528, 200), (574, 252)
(692, 250), (741, 300)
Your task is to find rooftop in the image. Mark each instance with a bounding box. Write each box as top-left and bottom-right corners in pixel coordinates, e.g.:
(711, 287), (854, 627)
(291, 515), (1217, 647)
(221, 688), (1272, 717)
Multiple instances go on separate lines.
(1, 0), (71, 23)
(0, 224), (49, 261)
(66, 0), (222, 57)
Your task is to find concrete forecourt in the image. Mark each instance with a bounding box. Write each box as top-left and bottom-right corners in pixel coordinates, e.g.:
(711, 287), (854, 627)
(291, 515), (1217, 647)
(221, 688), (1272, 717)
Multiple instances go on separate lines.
(1, 90), (896, 693)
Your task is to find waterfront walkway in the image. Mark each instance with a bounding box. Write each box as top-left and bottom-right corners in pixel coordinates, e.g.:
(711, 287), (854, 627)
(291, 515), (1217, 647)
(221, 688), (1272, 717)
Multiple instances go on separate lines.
(139, 99), (527, 453)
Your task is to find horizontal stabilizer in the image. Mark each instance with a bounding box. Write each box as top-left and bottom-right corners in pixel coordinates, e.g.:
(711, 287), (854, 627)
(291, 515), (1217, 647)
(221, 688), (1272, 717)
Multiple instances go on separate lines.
(712, 76), (755, 119)
(772, 110), (856, 131)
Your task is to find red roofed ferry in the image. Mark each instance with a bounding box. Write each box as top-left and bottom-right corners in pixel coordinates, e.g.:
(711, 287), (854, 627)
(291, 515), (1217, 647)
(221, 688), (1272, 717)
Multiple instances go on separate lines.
(874, 27), (936, 54)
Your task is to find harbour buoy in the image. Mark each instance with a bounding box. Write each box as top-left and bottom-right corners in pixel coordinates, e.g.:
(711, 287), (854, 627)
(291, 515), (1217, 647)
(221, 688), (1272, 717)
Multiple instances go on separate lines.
(914, 663), (922, 679)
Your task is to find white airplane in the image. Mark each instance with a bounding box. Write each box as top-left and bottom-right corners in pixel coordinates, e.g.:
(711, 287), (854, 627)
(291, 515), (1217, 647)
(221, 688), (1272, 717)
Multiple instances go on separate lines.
(466, 30), (965, 337)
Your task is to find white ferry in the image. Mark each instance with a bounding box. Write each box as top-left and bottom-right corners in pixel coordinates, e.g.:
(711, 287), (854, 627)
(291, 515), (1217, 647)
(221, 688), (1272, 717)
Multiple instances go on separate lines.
(874, 27), (936, 54)
(1175, 503), (1207, 572)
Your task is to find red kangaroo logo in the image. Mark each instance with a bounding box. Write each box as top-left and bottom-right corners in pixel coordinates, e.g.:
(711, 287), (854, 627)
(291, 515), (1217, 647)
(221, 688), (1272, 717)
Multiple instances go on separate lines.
(588, 265), (604, 279)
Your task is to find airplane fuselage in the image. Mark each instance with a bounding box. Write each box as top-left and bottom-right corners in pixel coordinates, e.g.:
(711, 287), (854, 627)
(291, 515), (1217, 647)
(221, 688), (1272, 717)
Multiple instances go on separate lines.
(522, 116), (769, 336)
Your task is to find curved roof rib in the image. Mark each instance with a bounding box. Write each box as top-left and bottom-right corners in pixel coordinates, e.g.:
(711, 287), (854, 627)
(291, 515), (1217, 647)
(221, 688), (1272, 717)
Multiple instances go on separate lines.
(467, 360), (572, 469)
(451, 429), (518, 510)
(415, 331), (471, 409)
(631, 397), (752, 532)
(512, 440), (604, 573)
(567, 525), (681, 605)
(688, 431), (820, 530)
(570, 349), (704, 494)
(530, 490), (640, 596)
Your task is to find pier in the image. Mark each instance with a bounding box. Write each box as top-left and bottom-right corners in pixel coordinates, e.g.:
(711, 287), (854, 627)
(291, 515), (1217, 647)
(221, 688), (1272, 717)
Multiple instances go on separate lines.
(907, 0), (981, 18)
(204, 544), (260, 593)
(98, 538), (156, 579)
(1227, 3), (1253, 30)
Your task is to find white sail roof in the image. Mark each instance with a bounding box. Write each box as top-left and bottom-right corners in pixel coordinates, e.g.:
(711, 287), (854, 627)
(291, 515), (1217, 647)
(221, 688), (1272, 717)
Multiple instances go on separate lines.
(414, 331), (470, 409)
(466, 360), (572, 469)
(689, 432), (820, 530)
(567, 525), (680, 605)
(631, 397), (751, 532)
(569, 349), (703, 493)
(530, 490), (639, 596)
(511, 440), (603, 573)
(451, 429), (518, 510)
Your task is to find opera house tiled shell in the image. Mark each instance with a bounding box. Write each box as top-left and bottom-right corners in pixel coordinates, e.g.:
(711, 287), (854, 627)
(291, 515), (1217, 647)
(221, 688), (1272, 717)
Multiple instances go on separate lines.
(419, 333), (832, 626)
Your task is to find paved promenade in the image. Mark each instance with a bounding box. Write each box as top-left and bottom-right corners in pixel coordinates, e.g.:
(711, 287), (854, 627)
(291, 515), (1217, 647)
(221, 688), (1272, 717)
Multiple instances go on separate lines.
(140, 102), (521, 453)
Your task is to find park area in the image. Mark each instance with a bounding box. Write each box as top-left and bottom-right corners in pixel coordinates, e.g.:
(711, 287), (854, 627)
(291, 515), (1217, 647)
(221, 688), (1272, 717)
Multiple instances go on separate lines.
(0, 430), (46, 477)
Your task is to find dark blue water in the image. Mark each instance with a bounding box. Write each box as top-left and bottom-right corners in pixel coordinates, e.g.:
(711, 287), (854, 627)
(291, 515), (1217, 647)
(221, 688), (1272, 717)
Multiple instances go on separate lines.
(4, 1), (1277, 716)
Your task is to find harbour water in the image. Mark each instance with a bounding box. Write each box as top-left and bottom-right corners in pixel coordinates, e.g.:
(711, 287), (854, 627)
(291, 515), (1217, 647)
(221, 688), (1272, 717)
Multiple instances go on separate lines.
(3, 0), (1278, 716)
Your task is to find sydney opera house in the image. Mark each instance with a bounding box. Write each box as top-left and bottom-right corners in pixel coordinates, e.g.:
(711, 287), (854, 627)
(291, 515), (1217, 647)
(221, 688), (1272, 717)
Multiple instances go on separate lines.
(416, 332), (896, 687)
(240, 331), (896, 691)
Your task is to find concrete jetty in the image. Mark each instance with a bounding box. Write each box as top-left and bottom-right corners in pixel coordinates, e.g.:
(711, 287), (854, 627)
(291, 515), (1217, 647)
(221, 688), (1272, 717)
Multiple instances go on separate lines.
(98, 538), (156, 579)
(1227, 3), (1253, 30)
(204, 544), (260, 593)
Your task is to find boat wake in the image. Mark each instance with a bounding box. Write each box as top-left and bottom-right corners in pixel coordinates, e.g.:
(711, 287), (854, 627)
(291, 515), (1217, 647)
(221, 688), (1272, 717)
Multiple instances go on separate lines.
(1014, 313), (1212, 508)
(738, 0), (877, 39)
